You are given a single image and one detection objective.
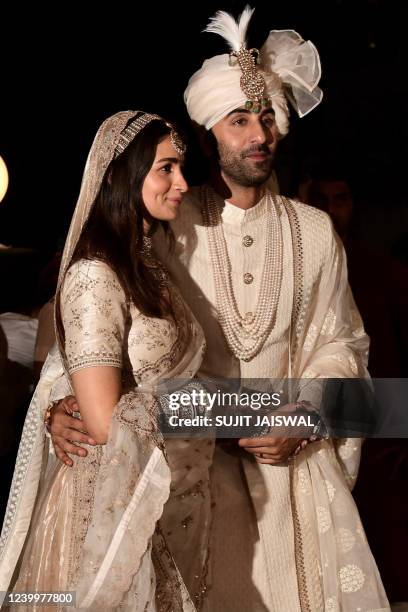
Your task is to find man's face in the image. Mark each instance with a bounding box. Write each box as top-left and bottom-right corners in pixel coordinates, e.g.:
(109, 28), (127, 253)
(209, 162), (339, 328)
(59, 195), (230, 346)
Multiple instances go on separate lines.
(211, 107), (279, 187)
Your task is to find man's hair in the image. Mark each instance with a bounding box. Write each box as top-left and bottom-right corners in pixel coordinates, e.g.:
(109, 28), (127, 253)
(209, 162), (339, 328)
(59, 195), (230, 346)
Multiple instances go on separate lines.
(71, 120), (174, 318)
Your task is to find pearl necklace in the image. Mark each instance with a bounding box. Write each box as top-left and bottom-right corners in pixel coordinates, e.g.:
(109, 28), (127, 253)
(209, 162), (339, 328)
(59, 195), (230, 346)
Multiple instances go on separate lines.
(202, 185), (283, 361)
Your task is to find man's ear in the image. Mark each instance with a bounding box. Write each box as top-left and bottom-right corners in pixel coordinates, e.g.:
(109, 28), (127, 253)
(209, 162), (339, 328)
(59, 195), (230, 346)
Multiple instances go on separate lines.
(192, 122), (218, 160)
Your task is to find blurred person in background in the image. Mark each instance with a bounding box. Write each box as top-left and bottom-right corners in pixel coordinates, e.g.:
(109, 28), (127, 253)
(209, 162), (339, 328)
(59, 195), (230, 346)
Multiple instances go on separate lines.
(300, 159), (408, 604)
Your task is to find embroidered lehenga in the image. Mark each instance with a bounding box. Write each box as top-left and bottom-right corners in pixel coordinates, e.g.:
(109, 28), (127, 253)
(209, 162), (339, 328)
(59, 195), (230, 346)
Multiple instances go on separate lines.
(0, 112), (206, 611)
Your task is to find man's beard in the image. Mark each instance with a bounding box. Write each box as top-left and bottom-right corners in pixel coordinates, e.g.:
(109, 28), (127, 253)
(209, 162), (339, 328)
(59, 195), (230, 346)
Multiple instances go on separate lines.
(217, 142), (275, 187)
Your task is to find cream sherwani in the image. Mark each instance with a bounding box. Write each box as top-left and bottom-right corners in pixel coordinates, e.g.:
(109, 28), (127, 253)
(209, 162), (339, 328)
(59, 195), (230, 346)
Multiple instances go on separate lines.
(154, 186), (389, 612)
(155, 190), (299, 611)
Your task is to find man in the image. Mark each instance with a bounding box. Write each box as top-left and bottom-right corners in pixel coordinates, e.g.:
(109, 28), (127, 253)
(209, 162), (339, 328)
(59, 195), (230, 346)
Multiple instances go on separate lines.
(46, 7), (389, 611)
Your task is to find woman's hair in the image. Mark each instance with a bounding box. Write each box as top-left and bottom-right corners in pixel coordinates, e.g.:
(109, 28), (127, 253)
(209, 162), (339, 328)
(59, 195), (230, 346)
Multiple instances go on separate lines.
(71, 119), (174, 318)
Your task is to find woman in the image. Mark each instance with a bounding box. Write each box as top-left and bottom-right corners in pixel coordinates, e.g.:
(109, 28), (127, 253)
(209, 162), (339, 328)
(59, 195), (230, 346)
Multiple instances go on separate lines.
(0, 111), (206, 611)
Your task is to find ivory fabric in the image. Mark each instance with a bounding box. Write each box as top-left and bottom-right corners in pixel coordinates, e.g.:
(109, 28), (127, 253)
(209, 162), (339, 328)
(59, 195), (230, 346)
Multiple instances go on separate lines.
(152, 187), (390, 612)
(0, 182), (390, 611)
(1, 259), (205, 611)
(184, 30), (323, 136)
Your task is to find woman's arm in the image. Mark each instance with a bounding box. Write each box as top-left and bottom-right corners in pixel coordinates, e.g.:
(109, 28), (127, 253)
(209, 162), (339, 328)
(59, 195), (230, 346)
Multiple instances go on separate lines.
(71, 365), (121, 444)
(60, 259), (128, 446)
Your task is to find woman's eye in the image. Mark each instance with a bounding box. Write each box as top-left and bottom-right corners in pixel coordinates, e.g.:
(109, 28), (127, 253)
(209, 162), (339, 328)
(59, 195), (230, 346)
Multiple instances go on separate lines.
(160, 164), (173, 174)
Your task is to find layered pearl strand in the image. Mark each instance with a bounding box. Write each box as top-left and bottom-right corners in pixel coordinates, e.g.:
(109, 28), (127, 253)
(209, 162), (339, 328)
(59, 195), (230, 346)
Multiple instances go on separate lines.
(202, 186), (283, 361)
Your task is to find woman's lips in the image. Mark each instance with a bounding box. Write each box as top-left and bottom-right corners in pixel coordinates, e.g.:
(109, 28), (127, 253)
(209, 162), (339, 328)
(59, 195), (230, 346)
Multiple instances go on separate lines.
(166, 197), (182, 205)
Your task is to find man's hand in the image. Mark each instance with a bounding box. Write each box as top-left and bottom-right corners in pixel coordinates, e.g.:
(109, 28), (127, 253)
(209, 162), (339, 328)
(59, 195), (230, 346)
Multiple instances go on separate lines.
(238, 435), (301, 464)
(49, 396), (96, 466)
(238, 401), (320, 464)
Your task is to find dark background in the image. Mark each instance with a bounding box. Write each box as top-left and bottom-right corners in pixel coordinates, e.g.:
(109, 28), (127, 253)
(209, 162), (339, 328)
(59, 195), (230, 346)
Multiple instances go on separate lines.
(0, 0), (408, 601)
(0, 0), (406, 252)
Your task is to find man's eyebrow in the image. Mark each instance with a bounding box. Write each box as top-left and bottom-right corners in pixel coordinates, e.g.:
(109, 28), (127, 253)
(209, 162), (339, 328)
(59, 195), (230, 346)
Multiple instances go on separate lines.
(226, 108), (251, 116)
(225, 107), (276, 117)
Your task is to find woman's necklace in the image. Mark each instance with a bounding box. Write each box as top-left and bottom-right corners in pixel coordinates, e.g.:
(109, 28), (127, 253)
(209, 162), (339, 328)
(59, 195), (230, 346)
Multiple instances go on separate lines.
(142, 236), (169, 289)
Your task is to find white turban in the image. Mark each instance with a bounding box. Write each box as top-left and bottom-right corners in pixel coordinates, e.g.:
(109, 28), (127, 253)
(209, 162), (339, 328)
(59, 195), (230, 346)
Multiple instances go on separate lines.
(184, 29), (323, 137)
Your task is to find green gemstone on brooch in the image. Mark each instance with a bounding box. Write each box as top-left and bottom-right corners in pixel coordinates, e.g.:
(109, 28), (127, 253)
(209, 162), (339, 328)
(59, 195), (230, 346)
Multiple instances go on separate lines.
(253, 103), (261, 113)
(245, 100), (253, 110)
(262, 97), (271, 107)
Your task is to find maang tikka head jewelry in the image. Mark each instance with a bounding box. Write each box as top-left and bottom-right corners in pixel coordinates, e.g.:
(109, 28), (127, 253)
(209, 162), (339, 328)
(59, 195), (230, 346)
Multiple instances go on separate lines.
(229, 46), (271, 113)
(165, 122), (187, 156)
(114, 112), (186, 159)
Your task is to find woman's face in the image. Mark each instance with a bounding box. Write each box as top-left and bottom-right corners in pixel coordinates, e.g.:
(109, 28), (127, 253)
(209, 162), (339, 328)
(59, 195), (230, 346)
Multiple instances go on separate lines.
(142, 135), (188, 221)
